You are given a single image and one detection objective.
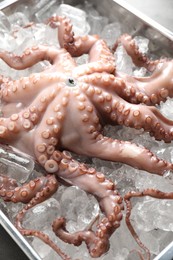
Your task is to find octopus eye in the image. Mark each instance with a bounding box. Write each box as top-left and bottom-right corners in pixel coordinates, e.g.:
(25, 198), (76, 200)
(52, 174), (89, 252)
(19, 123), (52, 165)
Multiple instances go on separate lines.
(66, 77), (76, 87)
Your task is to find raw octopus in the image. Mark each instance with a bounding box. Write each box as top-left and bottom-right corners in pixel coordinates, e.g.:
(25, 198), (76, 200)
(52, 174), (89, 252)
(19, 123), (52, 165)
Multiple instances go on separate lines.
(0, 15), (173, 260)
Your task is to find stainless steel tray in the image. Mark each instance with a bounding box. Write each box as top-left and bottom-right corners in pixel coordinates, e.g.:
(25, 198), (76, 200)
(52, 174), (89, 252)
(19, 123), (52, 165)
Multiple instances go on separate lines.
(0, 0), (173, 260)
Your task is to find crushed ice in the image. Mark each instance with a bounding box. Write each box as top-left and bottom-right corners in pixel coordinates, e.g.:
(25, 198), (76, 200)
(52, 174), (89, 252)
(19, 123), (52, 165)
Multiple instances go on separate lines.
(0, 1), (173, 260)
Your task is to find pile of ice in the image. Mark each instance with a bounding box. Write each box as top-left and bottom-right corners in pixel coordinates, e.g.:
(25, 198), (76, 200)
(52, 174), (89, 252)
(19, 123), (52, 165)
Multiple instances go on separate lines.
(0, 1), (173, 260)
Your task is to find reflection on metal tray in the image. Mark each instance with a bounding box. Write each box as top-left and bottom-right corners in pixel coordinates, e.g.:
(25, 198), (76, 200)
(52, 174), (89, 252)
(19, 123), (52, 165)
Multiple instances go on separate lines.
(0, 0), (173, 260)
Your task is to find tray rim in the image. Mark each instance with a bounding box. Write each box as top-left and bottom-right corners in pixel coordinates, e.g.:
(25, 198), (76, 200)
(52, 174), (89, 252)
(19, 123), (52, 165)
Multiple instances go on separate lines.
(0, 210), (41, 260)
(0, 0), (19, 10)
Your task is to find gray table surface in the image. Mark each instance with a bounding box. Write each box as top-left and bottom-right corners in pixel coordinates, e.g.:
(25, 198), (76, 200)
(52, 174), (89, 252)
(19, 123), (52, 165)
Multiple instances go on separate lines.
(125, 0), (173, 31)
(0, 225), (29, 260)
(0, 1), (172, 260)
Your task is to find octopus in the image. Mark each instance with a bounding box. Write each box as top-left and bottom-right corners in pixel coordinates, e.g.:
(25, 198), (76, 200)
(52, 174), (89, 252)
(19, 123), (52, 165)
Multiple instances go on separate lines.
(0, 15), (173, 260)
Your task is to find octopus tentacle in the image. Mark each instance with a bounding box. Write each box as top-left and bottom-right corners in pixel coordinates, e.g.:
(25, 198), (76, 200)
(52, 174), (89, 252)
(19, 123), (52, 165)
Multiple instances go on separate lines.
(88, 39), (115, 64)
(78, 72), (152, 106)
(28, 138), (124, 258)
(0, 73), (63, 104)
(0, 86), (60, 140)
(49, 16), (116, 76)
(13, 176), (70, 260)
(124, 189), (173, 260)
(73, 40), (116, 77)
(0, 174), (58, 203)
(62, 89), (172, 174)
(79, 72), (126, 96)
(33, 91), (69, 170)
(113, 34), (164, 71)
(17, 227), (71, 260)
(53, 160), (123, 258)
(48, 15), (99, 57)
(79, 62), (173, 106)
(111, 99), (173, 142)
(85, 87), (173, 142)
(0, 112), (33, 140)
(0, 75), (11, 85)
(0, 45), (68, 70)
(52, 217), (111, 258)
(80, 135), (172, 175)
(48, 15), (74, 49)
(0, 117), (20, 138)
(0, 174), (18, 193)
(125, 197), (150, 260)
(117, 61), (173, 105)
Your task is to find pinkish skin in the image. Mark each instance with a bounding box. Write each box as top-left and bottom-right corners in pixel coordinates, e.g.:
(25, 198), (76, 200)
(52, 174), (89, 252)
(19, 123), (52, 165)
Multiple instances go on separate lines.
(0, 15), (173, 260)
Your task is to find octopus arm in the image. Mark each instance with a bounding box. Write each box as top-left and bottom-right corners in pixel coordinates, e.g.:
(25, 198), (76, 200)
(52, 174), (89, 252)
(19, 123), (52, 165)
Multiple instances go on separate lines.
(0, 45), (63, 70)
(0, 174), (58, 203)
(73, 40), (116, 77)
(80, 62), (173, 106)
(79, 73), (126, 96)
(0, 85), (60, 141)
(124, 189), (173, 259)
(53, 158), (123, 258)
(113, 99), (173, 142)
(113, 34), (164, 71)
(116, 61), (173, 105)
(10, 175), (71, 260)
(0, 174), (18, 193)
(0, 75), (11, 84)
(0, 117), (20, 139)
(34, 121), (124, 259)
(80, 135), (172, 175)
(0, 73), (61, 104)
(48, 15), (100, 57)
(112, 34), (173, 105)
(0, 172), (72, 260)
(85, 87), (173, 142)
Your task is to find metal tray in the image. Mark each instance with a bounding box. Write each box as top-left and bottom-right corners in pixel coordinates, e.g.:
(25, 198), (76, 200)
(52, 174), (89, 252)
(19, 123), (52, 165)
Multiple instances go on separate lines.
(0, 0), (173, 260)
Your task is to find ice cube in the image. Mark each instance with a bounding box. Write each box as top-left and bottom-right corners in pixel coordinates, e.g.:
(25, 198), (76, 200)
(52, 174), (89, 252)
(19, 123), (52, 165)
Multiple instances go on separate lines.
(75, 54), (88, 65)
(34, 0), (52, 14)
(101, 22), (121, 46)
(134, 36), (149, 54)
(8, 12), (29, 27)
(115, 45), (134, 75)
(163, 170), (173, 184)
(60, 186), (99, 233)
(132, 197), (173, 232)
(34, 0), (57, 22)
(133, 67), (147, 77)
(23, 198), (61, 230)
(135, 170), (173, 192)
(110, 219), (136, 256)
(139, 231), (160, 255)
(32, 229), (60, 260)
(159, 97), (173, 120)
(88, 12), (108, 35)
(56, 4), (90, 36)
(0, 11), (11, 32)
(0, 146), (34, 183)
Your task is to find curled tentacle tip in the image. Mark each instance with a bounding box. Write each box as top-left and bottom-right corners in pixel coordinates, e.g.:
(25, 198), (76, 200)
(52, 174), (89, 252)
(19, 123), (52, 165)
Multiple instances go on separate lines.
(52, 217), (66, 231)
(89, 238), (110, 258)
